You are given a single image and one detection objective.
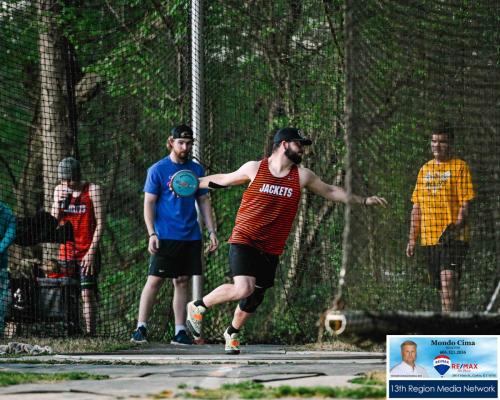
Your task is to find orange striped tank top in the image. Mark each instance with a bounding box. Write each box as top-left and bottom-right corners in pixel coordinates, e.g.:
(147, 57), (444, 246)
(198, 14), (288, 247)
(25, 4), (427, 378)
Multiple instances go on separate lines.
(229, 158), (301, 255)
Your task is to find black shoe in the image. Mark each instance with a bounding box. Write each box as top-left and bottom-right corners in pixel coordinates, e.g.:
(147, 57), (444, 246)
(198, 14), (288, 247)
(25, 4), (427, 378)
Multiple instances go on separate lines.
(130, 326), (148, 344)
(170, 330), (193, 345)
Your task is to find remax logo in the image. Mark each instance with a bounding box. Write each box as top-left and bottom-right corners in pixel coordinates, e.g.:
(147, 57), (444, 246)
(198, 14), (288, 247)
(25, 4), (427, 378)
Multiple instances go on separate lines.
(452, 362), (479, 370)
(433, 354), (451, 375)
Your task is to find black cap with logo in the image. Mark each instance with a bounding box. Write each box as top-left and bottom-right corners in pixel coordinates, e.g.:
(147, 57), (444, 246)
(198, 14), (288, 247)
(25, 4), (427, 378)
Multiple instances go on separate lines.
(171, 125), (194, 140)
(273, 127), (312, 145)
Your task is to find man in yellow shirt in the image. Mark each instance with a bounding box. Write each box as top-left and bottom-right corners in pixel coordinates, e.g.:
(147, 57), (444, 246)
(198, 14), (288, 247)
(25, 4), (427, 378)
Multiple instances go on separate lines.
(406, 125), (475, 312)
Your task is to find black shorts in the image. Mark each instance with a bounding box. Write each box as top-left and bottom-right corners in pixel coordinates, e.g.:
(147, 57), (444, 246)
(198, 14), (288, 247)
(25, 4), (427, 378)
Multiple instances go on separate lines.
(58, 251), (101, 290)
(423, 241), (469, 289)
(229, 244), (279, 289)
(149, 239), (202, 279)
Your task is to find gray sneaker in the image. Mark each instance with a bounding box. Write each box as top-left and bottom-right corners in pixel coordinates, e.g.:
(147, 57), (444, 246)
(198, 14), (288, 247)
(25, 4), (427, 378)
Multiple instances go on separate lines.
(186, 301), (206, 339)
(224, 328), (240, 355)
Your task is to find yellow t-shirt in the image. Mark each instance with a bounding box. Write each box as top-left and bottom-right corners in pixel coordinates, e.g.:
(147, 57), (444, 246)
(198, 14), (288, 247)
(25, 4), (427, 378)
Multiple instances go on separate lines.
(411, 158), (475, 246)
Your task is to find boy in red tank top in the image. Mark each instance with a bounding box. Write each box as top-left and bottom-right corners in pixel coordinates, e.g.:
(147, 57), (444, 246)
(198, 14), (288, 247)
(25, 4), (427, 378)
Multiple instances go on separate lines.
(186, 128), (388, 354)
(51, 157), (104, 336)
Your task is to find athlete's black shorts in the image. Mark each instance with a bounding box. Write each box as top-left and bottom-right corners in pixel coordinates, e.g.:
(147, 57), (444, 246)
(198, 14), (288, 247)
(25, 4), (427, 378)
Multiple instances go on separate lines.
(423, 241), (469, 289)
(229, 243), (279, 289)
(149, 239), (202, 279)
(58, 250), (101, 290)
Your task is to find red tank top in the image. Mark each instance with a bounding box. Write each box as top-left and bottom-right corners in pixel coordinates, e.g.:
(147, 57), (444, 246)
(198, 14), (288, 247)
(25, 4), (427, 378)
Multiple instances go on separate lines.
(58, 183), (96, 261)
(229, 158), (301, 255)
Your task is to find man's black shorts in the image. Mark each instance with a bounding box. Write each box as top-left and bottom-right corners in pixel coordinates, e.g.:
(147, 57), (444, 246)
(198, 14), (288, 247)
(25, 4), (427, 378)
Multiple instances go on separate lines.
(423, 240), (469, 289)
(149, 240), (202, 278)
(229, 244), (279, 289)
(58, 250), (101, 290)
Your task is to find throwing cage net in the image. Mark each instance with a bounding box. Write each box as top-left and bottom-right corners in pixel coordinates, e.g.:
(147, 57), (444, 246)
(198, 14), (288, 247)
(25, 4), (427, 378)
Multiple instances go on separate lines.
(334, 0), (500, 338)
(0, 1), (498, 343)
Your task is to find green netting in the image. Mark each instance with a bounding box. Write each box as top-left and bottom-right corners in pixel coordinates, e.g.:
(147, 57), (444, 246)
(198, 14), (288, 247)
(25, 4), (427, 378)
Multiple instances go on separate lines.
(343, 0), (499, 319)
(0, 1), (498, 343)
(1, 0), (344, 342)
(201, 1), (345, 343)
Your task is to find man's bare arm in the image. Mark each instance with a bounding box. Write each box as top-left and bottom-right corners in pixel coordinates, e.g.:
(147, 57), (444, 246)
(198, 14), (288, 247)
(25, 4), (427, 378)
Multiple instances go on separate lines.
(144, 192), (160, 254)
(81, 184), (104, 272)
(301, 168), (388, 206)
(199, 161), (259, 189)
(196, 194), (219, 252)
(88, 184), (104, 254)
(51, 185), (65, 219)
(406, 203), (421, 257)
(455, 201), (470, 229)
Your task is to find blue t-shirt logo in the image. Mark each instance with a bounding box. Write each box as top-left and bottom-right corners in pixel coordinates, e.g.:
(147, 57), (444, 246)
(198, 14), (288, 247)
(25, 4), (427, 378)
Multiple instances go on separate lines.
(144, 156), (208, 240)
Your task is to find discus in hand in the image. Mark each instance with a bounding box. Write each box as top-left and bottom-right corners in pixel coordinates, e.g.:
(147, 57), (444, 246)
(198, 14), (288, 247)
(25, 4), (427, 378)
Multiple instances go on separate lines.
(171, 170), (199, 197)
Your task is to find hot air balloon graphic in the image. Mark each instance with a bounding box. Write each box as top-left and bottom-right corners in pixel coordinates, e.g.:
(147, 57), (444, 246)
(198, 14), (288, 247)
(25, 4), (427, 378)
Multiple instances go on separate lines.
(433, 354), (451, 376)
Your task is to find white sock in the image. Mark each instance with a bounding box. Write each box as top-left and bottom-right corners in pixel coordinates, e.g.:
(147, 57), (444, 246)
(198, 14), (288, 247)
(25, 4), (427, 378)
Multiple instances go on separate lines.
(137, 322), (147, 329)
(175, 324), (186, 335)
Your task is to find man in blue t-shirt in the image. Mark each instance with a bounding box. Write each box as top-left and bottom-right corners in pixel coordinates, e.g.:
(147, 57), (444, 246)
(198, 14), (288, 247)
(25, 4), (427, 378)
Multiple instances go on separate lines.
(131, 125), (219, 345)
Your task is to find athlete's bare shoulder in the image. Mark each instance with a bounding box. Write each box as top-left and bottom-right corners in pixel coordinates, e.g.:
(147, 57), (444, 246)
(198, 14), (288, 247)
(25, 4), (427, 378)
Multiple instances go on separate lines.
(241, 160), (261, 170)
(88, 182), (100, 191)
(297, 166), (317, 188)
(239, 160), (261, 182)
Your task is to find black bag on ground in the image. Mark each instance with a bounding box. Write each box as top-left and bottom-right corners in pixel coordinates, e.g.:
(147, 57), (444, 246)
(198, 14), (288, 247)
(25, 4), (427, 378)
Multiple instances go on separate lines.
(36, 277), (80, 320)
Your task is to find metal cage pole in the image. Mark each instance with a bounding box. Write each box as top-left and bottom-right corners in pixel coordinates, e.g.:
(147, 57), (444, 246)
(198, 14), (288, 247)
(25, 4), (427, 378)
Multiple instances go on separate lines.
(191, 0), (204, 303)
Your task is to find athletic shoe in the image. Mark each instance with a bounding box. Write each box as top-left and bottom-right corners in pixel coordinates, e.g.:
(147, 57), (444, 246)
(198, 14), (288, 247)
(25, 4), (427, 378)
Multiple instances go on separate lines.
(224, 328), (240, 355)
(170, 330), (193, 345)
(186, 301), (206, 339)
(130, 326), (148, 344)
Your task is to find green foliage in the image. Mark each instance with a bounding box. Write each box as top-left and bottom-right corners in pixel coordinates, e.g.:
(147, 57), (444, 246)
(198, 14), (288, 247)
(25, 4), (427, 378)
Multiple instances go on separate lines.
(0, 4), (39, 204)
(0, 371), (108, 387)
(180, 379), (386, 399)
(2, 0), (497, 344)
(345, 0), (499, 314)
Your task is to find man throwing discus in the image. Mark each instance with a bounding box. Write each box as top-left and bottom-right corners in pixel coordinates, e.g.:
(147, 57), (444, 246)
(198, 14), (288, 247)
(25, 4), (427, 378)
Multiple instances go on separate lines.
(187, 127), (388, 354)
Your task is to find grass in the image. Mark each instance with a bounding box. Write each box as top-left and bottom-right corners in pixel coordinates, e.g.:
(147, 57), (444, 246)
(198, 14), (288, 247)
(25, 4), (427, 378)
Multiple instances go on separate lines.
(298, 341), (386, 353)
(171, 381), (386, 399)
(350, 371), (386, 386)
(1, 336), (384, 355)
(0, 371), (109, 387)
(166, 372), (387, 399)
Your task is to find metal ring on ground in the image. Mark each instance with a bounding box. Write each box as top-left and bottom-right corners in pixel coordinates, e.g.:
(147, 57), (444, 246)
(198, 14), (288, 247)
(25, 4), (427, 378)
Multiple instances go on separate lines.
(325, 311), (347, 335)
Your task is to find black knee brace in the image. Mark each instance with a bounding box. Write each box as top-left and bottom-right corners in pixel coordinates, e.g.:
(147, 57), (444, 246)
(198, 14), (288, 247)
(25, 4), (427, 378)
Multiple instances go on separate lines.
(239, 286), (266, 313)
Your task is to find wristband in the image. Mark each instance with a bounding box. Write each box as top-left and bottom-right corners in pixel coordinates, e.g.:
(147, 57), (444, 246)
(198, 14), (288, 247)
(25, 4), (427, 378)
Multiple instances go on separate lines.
(363, 197), (368, 206)
(208, 181), (228, 189)
(149, 232), (157, 237)
(208, 230), (216, 235)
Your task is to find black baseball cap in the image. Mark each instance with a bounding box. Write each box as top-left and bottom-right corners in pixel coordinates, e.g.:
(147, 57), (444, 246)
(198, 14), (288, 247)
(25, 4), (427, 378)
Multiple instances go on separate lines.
(273, 127), (312, 145)
(171, 124), (194, 140)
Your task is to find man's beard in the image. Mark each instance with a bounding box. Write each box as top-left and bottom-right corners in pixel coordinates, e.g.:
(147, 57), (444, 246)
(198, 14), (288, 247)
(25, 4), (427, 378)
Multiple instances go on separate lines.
(175, 150), (190, 161)
(285, 147), (302, 164)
